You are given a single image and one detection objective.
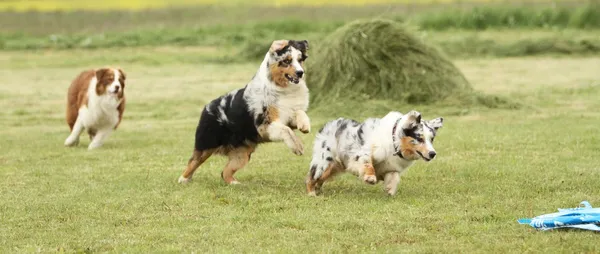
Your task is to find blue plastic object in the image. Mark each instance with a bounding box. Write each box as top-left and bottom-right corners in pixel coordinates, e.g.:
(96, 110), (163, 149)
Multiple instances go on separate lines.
(518, 201), (600, 231)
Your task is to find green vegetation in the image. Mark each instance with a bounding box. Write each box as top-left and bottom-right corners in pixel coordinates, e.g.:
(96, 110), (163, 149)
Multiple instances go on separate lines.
(2, 3), (600, 58)
(306, 19), (471, 105)
(415, 3), (600, 30)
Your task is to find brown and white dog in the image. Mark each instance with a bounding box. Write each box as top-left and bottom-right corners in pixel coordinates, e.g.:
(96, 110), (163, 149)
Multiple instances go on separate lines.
(177, 40), (310, 185)
(64, 68), (126, 150)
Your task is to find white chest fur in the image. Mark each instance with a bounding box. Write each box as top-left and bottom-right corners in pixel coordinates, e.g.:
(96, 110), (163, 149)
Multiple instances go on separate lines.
(80, 79), (121, 130)
(375, 156), (415, 175)
(275, 82), (309, 124)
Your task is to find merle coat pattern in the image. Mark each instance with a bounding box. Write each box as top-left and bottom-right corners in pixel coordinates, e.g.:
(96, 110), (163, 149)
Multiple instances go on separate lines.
(306, 111), (444, 196)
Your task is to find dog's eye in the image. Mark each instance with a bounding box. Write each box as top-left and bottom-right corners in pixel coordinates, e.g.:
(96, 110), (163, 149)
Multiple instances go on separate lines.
(410, 139), (419, 145)
(283, 59), (291, 64)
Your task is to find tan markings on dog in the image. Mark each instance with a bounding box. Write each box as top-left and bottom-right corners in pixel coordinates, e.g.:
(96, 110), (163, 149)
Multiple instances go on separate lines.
(222, 146), (254, 184)
(362, 144), (377, 177)
(66, 70), (95, 130)
(181, 149), (217, 179)
(269, 40), (289, 53)
(266, 105), (279, 123)
(320, 163), (339, 181)
(399, 136), (429, 160)
(257, 105), (280, 140)
(269, 59), (296, 88)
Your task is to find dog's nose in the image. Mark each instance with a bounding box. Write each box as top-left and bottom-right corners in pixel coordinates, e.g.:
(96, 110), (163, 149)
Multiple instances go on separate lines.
(295, 70), (304, 78)
(114, 86), (120, 92)
(428, 151), (436, 159)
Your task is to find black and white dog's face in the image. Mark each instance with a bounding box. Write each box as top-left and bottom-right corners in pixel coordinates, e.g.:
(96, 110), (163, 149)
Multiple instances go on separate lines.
(267, 40), (309, 87)
(396, 111), (444, 162)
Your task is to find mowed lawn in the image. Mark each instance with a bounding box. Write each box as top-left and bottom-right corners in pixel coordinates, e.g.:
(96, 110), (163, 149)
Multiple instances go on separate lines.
(1, 52), (600, 252)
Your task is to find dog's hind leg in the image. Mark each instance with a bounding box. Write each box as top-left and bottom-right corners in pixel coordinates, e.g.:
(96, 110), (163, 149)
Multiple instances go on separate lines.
(221, 146), (253, 185)
(178, 149), (215, 184)
(306, 163), (335, 196)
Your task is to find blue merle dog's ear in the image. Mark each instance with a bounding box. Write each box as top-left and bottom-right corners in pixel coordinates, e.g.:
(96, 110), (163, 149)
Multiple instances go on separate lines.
(427, 117), (444, 130)
(288, 40), (309, 53)
(297, 40), (309, 50)
(269, 40), (289, 54)
(401, 110), (421, 130)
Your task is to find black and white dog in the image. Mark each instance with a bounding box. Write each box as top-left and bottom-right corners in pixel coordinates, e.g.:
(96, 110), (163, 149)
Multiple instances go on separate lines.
(306, 111), (443, 196)
(178, 40), (310, 185)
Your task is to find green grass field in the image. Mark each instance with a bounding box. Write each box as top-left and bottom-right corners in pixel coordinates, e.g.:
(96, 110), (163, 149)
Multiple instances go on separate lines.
(2, 1), (600, 253)
(1, 50), (600, 252)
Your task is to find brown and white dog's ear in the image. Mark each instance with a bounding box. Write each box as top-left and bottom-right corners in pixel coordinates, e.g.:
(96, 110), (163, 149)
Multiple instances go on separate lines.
(269, 40), (289, 53)
(400, 110), (422, 130)
(95, 68), (110, 81)
(118, 68), (126, 81)
(427, 117), (444, 130)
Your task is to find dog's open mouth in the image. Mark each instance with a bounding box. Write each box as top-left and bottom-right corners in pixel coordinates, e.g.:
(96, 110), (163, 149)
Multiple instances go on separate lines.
(416, 151), (432, 162)
(285, 74), (300, 84)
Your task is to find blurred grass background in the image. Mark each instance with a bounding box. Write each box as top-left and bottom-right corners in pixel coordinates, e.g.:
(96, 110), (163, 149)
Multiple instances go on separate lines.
(0, 1), (599, 60)
(0, 0), (580, 11)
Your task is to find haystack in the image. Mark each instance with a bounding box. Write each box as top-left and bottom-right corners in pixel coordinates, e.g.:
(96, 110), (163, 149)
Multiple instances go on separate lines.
(306, 19), (473, 105)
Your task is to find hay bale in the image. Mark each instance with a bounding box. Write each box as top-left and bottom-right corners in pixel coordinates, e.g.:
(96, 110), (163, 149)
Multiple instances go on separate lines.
(306, 19), (473, 105)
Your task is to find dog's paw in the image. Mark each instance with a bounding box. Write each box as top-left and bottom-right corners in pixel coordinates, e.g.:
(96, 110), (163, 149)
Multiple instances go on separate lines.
(363, 174), (377, 185)
(178, 175), (191, 184)
(298, 122), (311, 134)
(87, 142), (103, 150)
(307, 191), (318, 197)
(290, 138), (304, 156)
(296, 118), (311, 134)
(64, 136), (79, 147)
(295, 110), (311, 134)
(292, 144), (304, 155)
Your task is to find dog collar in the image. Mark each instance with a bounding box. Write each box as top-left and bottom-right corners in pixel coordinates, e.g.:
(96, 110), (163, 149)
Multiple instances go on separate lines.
(391, 119), (403, 158)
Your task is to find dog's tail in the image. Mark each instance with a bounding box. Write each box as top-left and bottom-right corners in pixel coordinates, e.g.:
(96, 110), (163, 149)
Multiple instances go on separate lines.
(308, 119), (340, 180)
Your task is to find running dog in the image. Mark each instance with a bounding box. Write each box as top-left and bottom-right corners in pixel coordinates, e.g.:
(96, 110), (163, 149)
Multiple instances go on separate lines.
(306, 110), (443, 196)
(64, 67), (126, 150)
(178, 40), (310, 185)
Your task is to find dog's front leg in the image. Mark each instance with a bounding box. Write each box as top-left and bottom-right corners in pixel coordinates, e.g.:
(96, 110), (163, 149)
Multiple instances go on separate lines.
(347, 153), (377, 185)
(383, 172), (400, 196)
(264, 122), (304, 155)
(294, 110), (311, 134)
(64, 117), (84, 147)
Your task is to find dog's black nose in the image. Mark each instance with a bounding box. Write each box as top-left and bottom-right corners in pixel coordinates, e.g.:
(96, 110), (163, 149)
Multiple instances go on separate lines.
(296, 70), (304, 78)
(428, 151), (436, 159)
